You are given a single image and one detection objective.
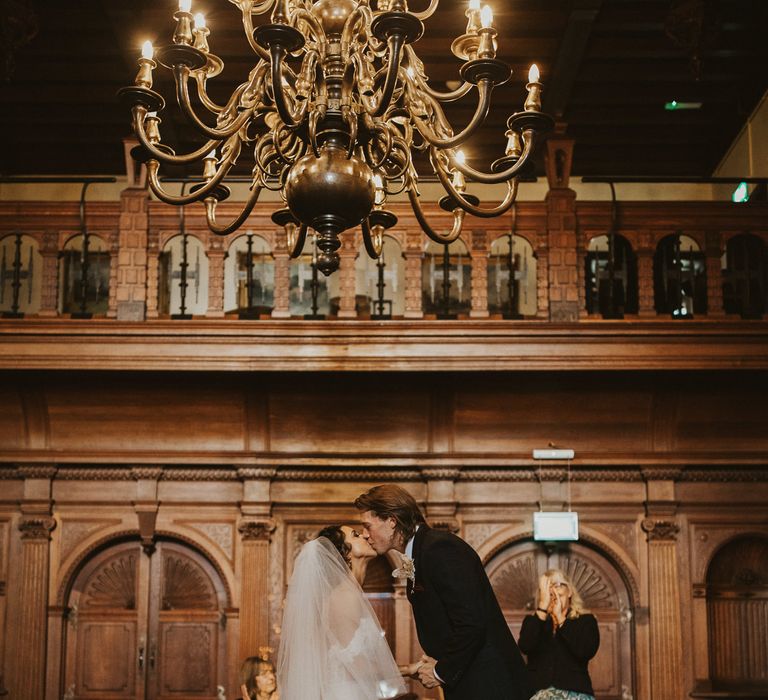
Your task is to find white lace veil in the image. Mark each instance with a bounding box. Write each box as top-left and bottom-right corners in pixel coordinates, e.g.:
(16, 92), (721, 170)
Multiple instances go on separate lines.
(277, 536), (405, 700)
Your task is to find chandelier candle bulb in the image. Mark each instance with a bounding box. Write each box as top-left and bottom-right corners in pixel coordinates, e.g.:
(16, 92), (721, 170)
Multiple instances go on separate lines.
(476, 6), (497, 59)
(524, 63), (542, 112)
(193, 13), (210, 52)
(173, 0), (194, 46)
(466, 0), (482, 34)
(134, 41), (156, 89)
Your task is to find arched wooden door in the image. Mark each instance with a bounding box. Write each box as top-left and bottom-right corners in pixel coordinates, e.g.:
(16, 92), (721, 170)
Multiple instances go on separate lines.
(486, 540), (635, 700)
(63, 538), (229, 700)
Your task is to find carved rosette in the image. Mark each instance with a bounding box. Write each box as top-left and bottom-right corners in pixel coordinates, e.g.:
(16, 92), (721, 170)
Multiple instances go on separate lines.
(19, 517), (56, 541)
(238, 519), (276, 542)
(641, 518), (680, 542)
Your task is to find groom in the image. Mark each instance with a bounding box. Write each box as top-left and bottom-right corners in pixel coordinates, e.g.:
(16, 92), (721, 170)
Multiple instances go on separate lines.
(355, 484), (531, 700)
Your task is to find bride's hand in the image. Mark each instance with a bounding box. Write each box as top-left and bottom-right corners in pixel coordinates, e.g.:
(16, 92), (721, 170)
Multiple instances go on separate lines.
(399, 661), (422, 678)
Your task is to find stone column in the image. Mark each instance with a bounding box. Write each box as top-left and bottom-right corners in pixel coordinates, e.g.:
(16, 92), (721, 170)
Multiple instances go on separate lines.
(271, 251), (291, 318)
(642, 467), (684, 700)
(116, 188), (150, 321)
(469, 230), (489, 318)
(237, 468), (276, 660)
(206, 239), (226, 318)
(704, 231), (725, 317)
(403, 232), (423, 319)
(37, 232), (59, 317)
(337, 235), (358, 319)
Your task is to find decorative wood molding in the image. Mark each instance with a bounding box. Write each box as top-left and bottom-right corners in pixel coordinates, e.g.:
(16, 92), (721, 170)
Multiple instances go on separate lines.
(237, 468), (277, 480)
(1, 320), (767, 371)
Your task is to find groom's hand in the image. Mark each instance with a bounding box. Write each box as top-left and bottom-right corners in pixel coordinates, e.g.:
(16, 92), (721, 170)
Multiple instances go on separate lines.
(417, 657), (442, 689)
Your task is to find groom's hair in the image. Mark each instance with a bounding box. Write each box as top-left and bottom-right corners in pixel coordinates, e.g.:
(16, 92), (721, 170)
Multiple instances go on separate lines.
(354, 485), (426, 543)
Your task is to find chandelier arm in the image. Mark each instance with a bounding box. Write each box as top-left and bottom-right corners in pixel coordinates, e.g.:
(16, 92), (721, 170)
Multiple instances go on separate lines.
(363, 124), (392, 170)
(174, 66), (255, 140)
(407, 187), (466, 245)
(146, 154), (236, 206)
(239, 5), (271, 61)
(367, 34), (407, 118)
(411, 0), (440, 20)
(434, 159), (520, 218)
(410, 79), (493, 149)
(452, 129), (536, 184)
(132, 109), (221, 166)
(404, 46), (471, 102)
(340, 6), (366, 50)
(287, 224), (308, 259)
(361, 218), (384, 259)
(193, 73), (226, 114)
(204, 180), (265, 236)
(293, 8), (326, 44)
(269, 46), (305, 128)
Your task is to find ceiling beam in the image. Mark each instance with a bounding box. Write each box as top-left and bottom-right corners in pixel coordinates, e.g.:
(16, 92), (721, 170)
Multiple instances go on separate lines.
(543, 0), (605, 119)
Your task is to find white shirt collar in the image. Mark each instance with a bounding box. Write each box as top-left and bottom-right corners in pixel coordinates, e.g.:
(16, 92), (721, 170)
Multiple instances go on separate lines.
(405, 525), (420, 559)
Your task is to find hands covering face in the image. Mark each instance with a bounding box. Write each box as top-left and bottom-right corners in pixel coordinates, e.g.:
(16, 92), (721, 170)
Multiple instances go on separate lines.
(537, 573), (571, 626)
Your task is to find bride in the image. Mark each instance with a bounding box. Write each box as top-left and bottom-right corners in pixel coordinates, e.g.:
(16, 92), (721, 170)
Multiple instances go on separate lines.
(277, 525), (408, 699)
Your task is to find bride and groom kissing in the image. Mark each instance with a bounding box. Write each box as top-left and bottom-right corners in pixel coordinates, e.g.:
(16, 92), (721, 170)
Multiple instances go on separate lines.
(277, 485), (531, 700)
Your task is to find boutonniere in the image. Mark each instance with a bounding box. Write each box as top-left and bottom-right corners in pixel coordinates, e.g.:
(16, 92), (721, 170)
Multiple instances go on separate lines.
(391, 553), (415, 582)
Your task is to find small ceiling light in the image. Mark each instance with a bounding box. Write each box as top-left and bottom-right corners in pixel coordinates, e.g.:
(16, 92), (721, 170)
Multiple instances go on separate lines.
(664, 100), (702, 111)
(732, 181), (750, 203)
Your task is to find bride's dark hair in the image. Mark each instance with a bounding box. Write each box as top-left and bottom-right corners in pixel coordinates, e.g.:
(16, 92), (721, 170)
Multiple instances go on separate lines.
(317, 525), (351, 566)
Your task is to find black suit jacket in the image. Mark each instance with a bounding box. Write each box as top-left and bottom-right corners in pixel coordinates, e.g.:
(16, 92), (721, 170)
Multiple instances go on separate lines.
(408, 525), (531, 700)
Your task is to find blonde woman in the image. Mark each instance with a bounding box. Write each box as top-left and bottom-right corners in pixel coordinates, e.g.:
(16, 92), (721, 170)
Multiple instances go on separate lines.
(518, 569), (600, 700)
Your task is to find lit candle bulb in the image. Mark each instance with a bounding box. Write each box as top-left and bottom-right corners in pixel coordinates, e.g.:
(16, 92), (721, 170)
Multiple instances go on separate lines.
(477, 5), (497, 59)
(134, 40), (156, 88)
(524, 63), (542, 112)
(193, 13), (210, 52)
(466, 0), (481, 33)
(480, 5), (493, 28)
(452, 150), (467, 191)
(173, 0), (194, 45)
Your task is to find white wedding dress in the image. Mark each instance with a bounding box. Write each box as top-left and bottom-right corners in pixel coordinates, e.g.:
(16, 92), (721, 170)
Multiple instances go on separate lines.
(278, 537), (405, 700)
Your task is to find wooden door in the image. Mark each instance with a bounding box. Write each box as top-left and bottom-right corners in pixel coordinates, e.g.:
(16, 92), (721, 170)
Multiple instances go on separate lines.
(64, 539), (228, 700)
(486, 540), (635, 700)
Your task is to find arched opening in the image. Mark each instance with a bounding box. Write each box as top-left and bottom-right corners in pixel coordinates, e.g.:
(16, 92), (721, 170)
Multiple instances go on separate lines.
(422, 238), (471, 318)
(61, 536), (230, 700)
(722, 234), (767, 318)
(355, 235), (405, 319)
(59, 234), (110, 316)
(224, 233), (274, 317)
(706, 535), (768, 692)
(289, 233), (336, 318)
(485, 538), (635, 700)
(0, 233), (42, 316)
(158, 234), (209, 317)
(585, 234), (638, 318)
(487, 234), (537, 318)
(653, 233), (707, 317)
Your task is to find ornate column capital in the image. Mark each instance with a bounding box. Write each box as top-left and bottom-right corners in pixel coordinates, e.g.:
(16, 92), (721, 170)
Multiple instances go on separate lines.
(19, 516), (56, 540)
(641, 518), (680, 542)
(429, 518), (460, 534)
(238, 519), (276, 542)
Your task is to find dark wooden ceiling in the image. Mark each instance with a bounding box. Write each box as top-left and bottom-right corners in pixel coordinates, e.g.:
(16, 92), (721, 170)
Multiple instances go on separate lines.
(2, 0), (766, 180)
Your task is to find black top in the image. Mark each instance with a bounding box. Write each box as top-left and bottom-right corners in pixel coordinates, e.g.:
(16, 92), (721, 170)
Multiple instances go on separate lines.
(408, 525), (531, 700)
(518, 612), (600, 696)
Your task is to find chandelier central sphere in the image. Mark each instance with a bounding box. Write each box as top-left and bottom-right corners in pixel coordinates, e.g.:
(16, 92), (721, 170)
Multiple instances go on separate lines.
(119, 0), (554, 275)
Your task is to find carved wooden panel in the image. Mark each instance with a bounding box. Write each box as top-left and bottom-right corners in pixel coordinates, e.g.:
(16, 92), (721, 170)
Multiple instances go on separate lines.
(486, 540), (633, 700)
(0, 390), (24, 450)
(77, 623), (136, 695)
(81, 551), (138, 610)
(160, 552), (217, 611)
(157, 622), (216, 695)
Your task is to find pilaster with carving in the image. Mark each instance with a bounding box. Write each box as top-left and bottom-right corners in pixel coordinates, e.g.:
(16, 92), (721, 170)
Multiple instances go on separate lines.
(337, 234), (358, 319)
(545, 188), (579, 321)
(642, 517), (685, 700)
(145, 229), (160, 318)
(115, 188), (150, 320)
(106, 231), (120, 318)
(469, 230), (489, 318)
(206, 238), (226, 318)
(422, 469), (460, 533)
(37, 232), (59, 317)
(8, 515), (55, 700)
(403, 231), (423, 319)
(271, 250), (291, 318)
(705, 231), (725, 317)
(637, 237), (656, 317)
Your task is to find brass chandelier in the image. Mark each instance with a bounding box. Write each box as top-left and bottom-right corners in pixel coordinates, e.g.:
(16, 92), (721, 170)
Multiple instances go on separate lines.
(119, 0), (553, 275)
